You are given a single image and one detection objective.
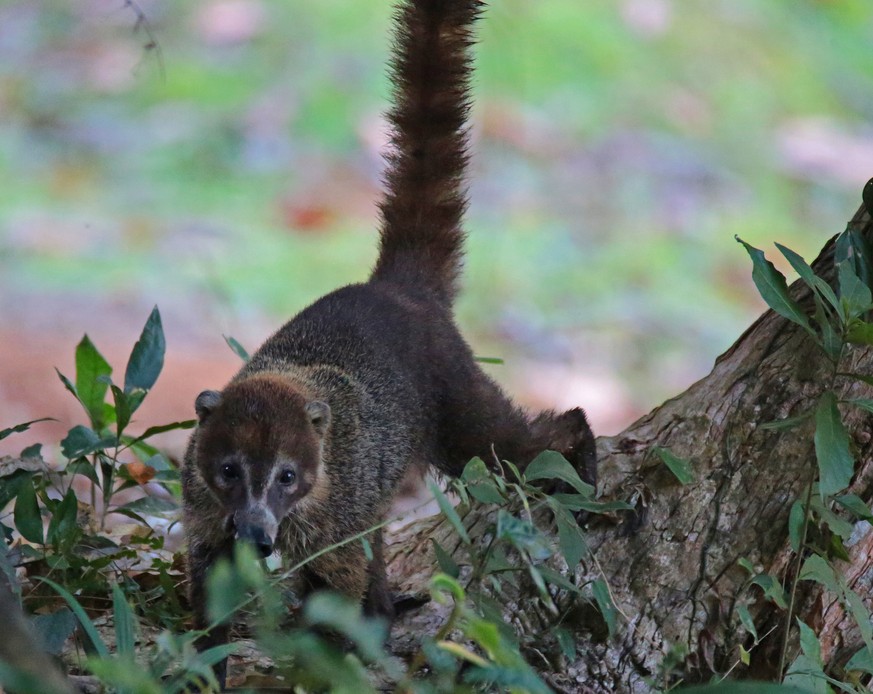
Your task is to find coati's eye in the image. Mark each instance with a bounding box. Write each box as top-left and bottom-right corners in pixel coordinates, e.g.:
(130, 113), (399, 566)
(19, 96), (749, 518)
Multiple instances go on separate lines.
(220, 463), (241, 482)
(278, 469), (296, 486)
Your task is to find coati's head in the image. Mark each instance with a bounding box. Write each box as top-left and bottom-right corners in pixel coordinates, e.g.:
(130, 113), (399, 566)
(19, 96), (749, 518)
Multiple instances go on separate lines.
(193, 374), (330, 557)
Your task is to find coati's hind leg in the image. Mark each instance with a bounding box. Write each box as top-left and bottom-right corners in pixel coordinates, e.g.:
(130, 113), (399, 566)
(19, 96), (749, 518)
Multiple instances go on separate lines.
(436, 378), (597, 491)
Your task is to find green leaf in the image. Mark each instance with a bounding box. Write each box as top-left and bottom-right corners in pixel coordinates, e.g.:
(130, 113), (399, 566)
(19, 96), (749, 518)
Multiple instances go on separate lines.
(111, 385), (132, 436)
(736, 237), (813, 334)
(776, 243), (841, 314)
(835, 227), (873, 289)
(65, 459), (100, 486)
(128, 420), (196, 446)
(846, 645), (873, 674)
(796, 618), (822, 665)
(495, 510), (551, 561)
(112, 583), (136, 657)
(759, 411), (813, 431)
(814, 391), (854, 497)
(14, 481), (43, 544)
(736, 604), (758, 642)
(304, 592), (388, 664)
(812, 294), (843, 361)
(843, 584), (873, 652)
(474, 355), (504, 364)
(75, 335), (112, 429)
(864, 178), (873, 215)
(428, 481), (470, 545)
(680, 683), (815, 694)
(549, 500), (587, 567)
(798, 554), (839, 593)
(788, 500), (805, 553)
(223, 334), (250, 362)
(538, 565), (582, 595)
(846, 320), (873, 346)
(0, 418), (53, 442)
(37, 577), (108, 657)
(737, 557), (756, 575)
(652, 446), (693, 485)
(30, 608), (77, 656)
(461, 457), (505, 504)
(550, 494), (633, 513)
(46, 488), (79, 547)
(206, 560), (248, 625)
(784, 653), (828, 694)
(839, 372), (873, 387)
(834, 493), (873, 521)
(114, 496), (179, 515)
(592, 578), (617, 638)
(60, 425), (115, 459)
(124, 307), (165, 396)
(750, 574), (789, 609)
(838, 259), (873, 319)
(430, 539), (459, 579)
(845, 397), (873, 415)
(554, 626), (577, 660)
(524, 450), (594, 496)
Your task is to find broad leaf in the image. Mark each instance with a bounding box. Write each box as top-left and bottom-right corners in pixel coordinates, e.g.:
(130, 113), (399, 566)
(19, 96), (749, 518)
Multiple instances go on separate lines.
(776, 243), (840, 314)
(652, 446), (693, 485)
(736, 237), (813, 334)
(592, 578), (617, 638)
(38, 577), (108, 657)
(46, 488), (79, 547)
(798, 554), (838, 593)
(75, 335), (112, 428)
(30, 608), (77, 655)
(111, 385), (132, 436)
(124, 307), (165, 396)
(549, 499), (587, 567)
(60, 425), (115, 459)
(428, 481), (471, 545)
(838, 260), (873, 320)
(13, 482), (43, 544)
(430, 539), (459, 579)
(524, 450), (594, 496)
(787, 499), (805, 553)
(814, 391), (854, 497)
(834, 493), (873, 521)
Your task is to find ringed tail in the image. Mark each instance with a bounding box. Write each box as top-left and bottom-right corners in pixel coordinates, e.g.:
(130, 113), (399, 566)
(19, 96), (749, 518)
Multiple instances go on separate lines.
(371, 0), (483, 305)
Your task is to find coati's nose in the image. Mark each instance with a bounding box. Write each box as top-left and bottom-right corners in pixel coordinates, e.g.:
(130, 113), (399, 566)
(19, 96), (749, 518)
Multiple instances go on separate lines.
(235, 523), (274, 558)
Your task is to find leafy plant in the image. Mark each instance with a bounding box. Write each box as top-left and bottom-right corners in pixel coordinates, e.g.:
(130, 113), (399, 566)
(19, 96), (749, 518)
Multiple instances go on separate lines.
(0, 309), (199, 683)
(733, 228), (873, 690)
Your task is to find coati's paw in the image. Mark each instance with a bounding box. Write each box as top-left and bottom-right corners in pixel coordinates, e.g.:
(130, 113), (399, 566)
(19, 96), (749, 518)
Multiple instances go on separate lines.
(554, 407), (597, 489)
(532, 407), (597, 489)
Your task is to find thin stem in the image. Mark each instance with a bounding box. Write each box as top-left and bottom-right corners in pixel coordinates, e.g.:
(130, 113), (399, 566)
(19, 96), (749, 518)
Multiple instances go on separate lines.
(778, 473), (815, 679)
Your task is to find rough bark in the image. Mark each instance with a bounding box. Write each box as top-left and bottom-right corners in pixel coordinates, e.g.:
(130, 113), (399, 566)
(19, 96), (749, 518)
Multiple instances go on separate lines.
(385, 202), (873, 693)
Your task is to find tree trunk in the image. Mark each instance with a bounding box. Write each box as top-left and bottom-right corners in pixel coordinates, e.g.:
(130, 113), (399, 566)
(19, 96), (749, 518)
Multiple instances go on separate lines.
(384, 202), (873, 693)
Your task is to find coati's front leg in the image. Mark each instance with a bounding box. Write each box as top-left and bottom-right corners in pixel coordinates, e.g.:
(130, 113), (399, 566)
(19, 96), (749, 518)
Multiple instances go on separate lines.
(302, 528), (394, 620)
(186, 537), (234, 690)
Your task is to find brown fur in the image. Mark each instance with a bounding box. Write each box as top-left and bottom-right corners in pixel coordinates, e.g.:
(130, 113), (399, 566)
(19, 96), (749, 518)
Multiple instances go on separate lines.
(181, 0), (596, 686)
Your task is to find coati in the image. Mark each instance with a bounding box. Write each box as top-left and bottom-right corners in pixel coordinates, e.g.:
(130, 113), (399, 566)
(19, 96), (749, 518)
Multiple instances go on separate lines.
(181, 0), (596, 682)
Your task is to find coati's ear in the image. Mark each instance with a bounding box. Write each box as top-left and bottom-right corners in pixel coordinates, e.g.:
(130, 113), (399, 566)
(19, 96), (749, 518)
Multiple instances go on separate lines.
(304, 400), (331, 436)
(195, 390), (222, 423)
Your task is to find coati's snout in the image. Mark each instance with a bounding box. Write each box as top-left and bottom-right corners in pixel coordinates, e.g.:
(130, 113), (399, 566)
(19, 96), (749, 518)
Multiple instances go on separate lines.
(232, 506), (278, 558)
(192, 375), (331, 535)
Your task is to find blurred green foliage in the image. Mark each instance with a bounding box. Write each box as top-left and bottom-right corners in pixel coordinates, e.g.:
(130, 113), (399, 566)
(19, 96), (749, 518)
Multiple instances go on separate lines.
(1, 0), (872, 415)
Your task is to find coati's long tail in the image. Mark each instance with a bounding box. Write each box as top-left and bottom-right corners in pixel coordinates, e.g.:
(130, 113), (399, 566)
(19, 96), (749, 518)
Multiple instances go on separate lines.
(370, 0), (482, 305)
